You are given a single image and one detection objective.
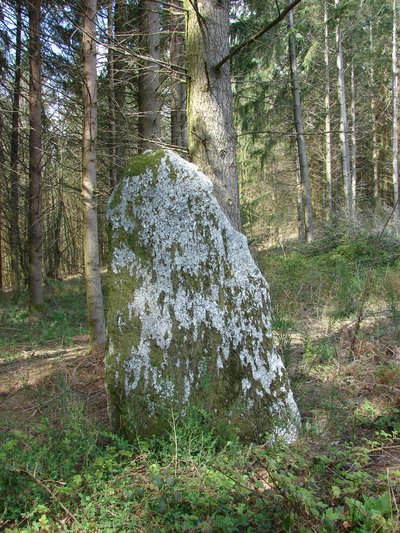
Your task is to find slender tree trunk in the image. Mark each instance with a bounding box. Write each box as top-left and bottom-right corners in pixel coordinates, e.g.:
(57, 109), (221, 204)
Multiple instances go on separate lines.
(138, 0), (161, 152)
(287, 4), (314, 241)
(28, 0), (44, 308)
(170, 0), (187, 149)
(351, 58), (357, 213)
(47, 178), (63, 280)
(292, 142), (305, 241)
(393, 0), (399, 231)
(82, 0), (106, 348)
(335, 0), (352, 216)
(108, 0), (117, 188)
(9, 0), (22, 291)
(369, 23), (379, 208)
(114, 0), (127, 180)
(324, 0), (333, 219)
(184, 0), (241, 231)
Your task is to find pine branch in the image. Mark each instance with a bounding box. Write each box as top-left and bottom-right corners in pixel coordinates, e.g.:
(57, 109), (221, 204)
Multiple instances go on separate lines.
(215, 0), (303, 71)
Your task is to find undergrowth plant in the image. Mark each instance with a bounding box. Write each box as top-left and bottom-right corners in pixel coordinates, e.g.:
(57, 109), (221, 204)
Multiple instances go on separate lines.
(1, 396), (399, 532)
(0, 278), (87, 363)
(1, 226), (400, 531)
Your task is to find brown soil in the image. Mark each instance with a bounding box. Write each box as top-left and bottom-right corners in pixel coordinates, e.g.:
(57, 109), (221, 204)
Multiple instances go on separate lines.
(0, 336), (109, 428)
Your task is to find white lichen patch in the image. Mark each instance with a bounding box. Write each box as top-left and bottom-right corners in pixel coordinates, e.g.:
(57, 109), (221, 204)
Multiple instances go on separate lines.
(106, 150), (300, 442)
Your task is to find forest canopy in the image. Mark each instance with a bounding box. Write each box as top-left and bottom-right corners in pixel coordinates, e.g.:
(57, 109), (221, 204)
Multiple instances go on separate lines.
(0, 0), (398, 296)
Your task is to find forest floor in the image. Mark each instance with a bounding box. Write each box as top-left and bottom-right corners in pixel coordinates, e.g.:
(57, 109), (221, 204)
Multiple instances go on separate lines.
(1, 228), (400, 531)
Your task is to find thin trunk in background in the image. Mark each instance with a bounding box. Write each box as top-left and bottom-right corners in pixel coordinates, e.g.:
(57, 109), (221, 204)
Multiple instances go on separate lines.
(370, 23), (379, 208)
(324, 0), (333, 219)
(393, 0), (399, 231)
(28, 0), (44, 308)
(287, 3), (314, 241)
(293, 146), (306, 241)
(170, 0), (187, 149)
(184, 0), (241, 231)
(335, 0), (352, 216)
(138, 0), (161, 152)
(82, 0), (106, 349)
(114, 0), (127, 180)
(9, 0), (22, 291)
(351, 58), (357, 213)
(108, 0), (117, 188)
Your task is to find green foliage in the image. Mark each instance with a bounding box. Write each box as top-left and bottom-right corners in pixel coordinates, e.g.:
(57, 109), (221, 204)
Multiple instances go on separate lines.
(2, 397), (399, 531)
(272, 304), (295, 367)
(258, 226), (400, 321)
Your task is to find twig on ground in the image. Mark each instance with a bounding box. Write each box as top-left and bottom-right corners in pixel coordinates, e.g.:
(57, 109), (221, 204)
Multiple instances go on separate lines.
(11, 467), (76, 523)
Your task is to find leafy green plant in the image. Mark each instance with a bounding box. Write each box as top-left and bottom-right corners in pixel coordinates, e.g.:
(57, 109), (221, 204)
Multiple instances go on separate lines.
(272, 304), (294, 367)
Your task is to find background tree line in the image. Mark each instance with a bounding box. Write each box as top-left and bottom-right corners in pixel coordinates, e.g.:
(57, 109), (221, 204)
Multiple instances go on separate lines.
(0, 0), (398, 306)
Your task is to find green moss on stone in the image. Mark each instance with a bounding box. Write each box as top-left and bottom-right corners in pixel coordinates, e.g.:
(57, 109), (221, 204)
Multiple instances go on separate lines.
(124, 150), (165, 178)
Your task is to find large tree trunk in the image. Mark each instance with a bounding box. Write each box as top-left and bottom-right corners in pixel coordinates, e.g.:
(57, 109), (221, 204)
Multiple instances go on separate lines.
(138, 0), (161, 152)
(114, 0), (127, 180)
(0, 211), (2, 292)
(184, 0), (241, 231)
(351, 58), (357, 213)
(170, 0), (187, 149)
(28, 0), (44, 308)
(9, 0), (22, 291)
(393, 0), (399, 231)
(324, 0), (333, 219)
(335, 0), (352, 216)
(0, 110), (3, 291)
(287, 3), (314, 241)
(82, 0), (106, 348)
(108, 0), (117, 188)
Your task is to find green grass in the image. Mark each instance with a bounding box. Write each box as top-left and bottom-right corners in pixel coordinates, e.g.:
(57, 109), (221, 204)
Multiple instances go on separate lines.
(0, 278), (87, 363)
(258, 227), (400, 323)
(1, 227), (400, 531)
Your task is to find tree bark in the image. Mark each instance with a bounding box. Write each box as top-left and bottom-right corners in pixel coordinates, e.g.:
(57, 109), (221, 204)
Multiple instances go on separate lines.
(108, 0), (117, 188)
(324, 0), (333, 219)
(138, 0), (162, 152)
(184, 0), (241, 231)
(114, 0), (127, 180)
(170, 0), (187, 149)
(82, 0), (106, 348)
(0, 210), (2, 292)
(9, 0), (22, 291)
(287, 3), (314, 241)
(393, 0), (399, 231)
(293, 144), (305, 241)
(335, 0), (352, 216)
(351, 58), (357, 213)
(0, 108), (3, 291)
(28, 0), (44, 308)
(370, 22), (379, 208)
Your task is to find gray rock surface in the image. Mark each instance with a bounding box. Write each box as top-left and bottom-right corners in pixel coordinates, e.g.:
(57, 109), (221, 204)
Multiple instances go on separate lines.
(105, 150), (300, 442)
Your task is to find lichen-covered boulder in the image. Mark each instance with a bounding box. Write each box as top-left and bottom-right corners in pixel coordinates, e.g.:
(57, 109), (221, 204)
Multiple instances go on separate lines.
(105, 150), (299, 442)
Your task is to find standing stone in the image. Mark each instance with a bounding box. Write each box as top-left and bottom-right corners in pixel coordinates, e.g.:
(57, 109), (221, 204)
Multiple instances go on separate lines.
(106, 150), (299, 442)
